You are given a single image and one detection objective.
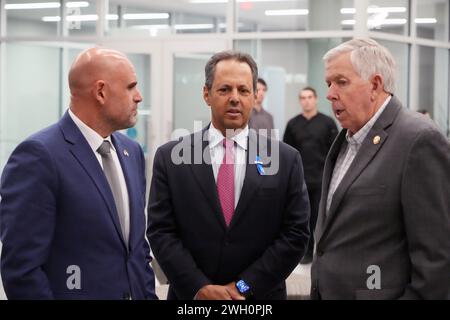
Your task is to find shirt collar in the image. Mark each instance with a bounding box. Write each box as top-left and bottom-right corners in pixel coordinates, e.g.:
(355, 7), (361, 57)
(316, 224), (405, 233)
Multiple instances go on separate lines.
(346, 95), (391, 146)
(68, 108), (115, 153)
(208, 122), (249, 151)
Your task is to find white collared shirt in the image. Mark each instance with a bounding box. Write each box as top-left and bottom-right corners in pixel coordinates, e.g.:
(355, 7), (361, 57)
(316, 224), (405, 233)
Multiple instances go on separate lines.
(326, 95), (391, 213)
(68, 109), (130, 238)
(208, 123), (248, 209)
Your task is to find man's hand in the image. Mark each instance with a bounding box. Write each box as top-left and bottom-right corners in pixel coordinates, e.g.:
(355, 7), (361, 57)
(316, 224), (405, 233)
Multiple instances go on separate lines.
(195, 283), (245, 300)
(195, 285), (232, 300)
(225, 282), (245, 300)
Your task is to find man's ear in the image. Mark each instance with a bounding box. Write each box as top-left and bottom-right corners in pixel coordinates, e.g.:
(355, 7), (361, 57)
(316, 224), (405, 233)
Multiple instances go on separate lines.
(370, 74), (384, 100)
(94, 80), (106, 105)
(203, 85), (210, 106)
(371, 74), (384, 92)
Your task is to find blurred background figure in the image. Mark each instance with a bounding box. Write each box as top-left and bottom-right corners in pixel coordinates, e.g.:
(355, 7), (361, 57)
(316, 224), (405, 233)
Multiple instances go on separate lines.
(248, 78), (274, 135)
(283, 86), (337, 264)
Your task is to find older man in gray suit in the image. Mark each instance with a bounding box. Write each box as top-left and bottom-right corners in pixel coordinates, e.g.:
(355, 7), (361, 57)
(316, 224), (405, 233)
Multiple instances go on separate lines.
(311, 38), (450, 300)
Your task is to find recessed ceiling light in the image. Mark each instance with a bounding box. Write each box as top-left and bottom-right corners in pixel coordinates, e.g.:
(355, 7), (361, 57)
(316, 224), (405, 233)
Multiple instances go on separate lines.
(6, 1), (89, 10)
(265, 9), (309, 16)
(340, 7), (407, 14)
(415, 18), (437, 24)
(123, 13), (170, 20)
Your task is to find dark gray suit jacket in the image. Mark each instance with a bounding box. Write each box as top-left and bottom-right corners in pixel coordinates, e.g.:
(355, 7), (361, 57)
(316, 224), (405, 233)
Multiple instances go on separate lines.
(147, 127), (310, 299)
(311, 96), (450, 299)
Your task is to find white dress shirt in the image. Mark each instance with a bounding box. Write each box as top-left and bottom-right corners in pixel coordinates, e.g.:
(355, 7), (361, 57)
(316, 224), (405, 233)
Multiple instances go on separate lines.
(208, 123), (248, 208)
(68, 109), (130, 235)
(326, 95), (391, 213)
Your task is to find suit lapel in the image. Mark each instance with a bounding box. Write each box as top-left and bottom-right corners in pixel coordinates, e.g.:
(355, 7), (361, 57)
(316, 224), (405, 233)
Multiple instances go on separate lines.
(325, 130), (388, 221)
(112, 134), (135, 251)
(59, 112), (127, 250)
(230, 130), (264, 228)
(189, 128), (227, 229)
(315, 131), (346, 242)
(317, 97), (402, 244)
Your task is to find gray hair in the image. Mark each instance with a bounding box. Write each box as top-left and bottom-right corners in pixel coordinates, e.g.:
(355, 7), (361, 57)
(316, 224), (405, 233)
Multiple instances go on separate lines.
(204, 50), (258, 92)
(323, 38), (396, 93)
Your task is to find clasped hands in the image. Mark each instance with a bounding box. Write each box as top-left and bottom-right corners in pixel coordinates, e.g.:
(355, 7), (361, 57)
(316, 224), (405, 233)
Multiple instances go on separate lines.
(195, 282), (245, 300)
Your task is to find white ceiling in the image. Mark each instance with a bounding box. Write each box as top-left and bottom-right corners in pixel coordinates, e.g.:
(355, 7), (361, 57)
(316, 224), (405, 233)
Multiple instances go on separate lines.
(4, 0), (447, 31)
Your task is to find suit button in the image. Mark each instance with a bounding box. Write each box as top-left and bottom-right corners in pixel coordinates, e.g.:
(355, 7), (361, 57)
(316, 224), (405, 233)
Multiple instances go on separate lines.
(123, 293), (132, 300)
(317, 250), (324, 257)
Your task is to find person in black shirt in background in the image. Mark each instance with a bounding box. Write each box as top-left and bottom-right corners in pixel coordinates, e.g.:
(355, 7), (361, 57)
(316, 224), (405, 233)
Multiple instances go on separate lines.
(283, 87), (338, 264)
(248, 78), (275, 134)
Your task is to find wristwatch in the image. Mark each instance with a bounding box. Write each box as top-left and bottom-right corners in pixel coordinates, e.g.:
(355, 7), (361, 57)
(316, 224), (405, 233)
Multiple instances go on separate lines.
(235, 279), (252, 298)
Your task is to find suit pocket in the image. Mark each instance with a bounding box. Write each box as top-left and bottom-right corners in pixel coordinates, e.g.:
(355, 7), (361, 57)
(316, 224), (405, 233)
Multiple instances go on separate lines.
(351, 185), (386, 196)
(355, 287), (403, 300)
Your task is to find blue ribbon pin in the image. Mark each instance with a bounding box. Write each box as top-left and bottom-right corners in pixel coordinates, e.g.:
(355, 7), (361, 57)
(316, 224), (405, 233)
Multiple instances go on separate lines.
(255, 156), (265, 175)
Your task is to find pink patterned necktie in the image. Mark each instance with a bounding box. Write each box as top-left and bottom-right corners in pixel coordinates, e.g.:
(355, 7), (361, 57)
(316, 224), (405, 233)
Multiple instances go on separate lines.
(217, 138), (235, 226)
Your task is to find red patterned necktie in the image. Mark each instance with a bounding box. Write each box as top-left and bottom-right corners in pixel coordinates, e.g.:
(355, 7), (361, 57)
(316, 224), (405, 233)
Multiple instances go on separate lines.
(217, 138), (235, 226)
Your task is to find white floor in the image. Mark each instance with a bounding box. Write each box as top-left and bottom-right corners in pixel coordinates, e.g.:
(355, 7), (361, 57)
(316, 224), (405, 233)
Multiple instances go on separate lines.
(0, 280), (4, 300)
(0, 243), (5, 300)
(292, 262), (312, 277)
(285, 263), (312, 299)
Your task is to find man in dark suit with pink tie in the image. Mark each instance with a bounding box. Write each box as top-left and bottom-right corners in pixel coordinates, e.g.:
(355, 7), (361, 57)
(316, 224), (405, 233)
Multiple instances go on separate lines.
(147, 51), (310, 300)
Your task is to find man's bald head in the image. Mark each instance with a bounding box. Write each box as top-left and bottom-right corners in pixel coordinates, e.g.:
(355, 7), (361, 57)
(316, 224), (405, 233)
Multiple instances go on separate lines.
(68, 47), (131, 98)
(67, 47), (142, 137)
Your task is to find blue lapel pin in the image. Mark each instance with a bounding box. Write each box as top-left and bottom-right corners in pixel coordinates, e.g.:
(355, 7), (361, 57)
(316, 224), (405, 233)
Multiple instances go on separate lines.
(255, 155), (265, 175)
(123, 149), (129, 157)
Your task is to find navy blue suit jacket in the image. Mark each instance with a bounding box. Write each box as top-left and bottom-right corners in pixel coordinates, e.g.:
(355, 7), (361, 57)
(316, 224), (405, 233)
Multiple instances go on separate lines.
(0, 111), (156, 299)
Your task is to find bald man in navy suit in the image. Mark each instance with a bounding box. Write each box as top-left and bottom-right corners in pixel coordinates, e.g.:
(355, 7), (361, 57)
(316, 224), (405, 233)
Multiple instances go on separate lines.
(0, 48), (157, 299)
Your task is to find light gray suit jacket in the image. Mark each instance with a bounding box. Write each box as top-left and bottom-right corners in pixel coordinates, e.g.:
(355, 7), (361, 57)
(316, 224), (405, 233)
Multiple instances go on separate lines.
(310, 96), (450, 300)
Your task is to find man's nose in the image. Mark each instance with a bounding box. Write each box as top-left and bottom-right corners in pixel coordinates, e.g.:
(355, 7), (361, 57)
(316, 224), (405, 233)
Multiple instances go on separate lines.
(326, 84), (337, 101)
(135, 89), (143, 103)
(229, 88), (239, 104)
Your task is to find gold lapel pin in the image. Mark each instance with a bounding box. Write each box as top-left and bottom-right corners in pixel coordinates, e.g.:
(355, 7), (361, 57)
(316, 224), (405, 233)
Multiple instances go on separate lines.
(123, 149), (129, 157)
(373, 135), (381, 145)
